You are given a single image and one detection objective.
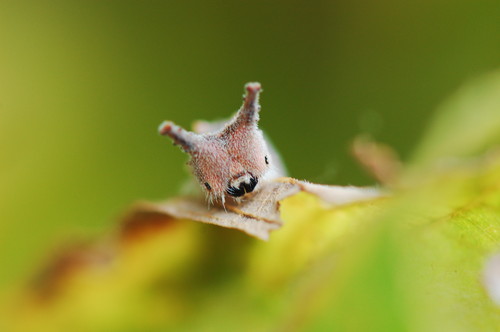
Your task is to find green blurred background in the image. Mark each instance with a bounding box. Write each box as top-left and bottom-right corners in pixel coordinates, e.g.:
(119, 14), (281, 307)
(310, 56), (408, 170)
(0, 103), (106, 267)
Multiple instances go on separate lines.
(1, 0), (500, 300)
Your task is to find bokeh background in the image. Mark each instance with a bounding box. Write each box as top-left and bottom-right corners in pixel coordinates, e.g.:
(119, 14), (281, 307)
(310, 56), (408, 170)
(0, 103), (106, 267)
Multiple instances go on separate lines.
(1, 0), (500, 327)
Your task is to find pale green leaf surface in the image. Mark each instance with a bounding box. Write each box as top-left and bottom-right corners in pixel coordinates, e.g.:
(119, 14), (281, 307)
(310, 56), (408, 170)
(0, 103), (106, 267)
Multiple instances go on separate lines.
(412, 70), (500, 167)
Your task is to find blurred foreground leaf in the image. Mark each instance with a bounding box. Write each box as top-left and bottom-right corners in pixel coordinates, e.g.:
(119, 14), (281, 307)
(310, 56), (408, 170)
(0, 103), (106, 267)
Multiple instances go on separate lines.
(3, 71), (500, 332)
(412, 70), (500, 168)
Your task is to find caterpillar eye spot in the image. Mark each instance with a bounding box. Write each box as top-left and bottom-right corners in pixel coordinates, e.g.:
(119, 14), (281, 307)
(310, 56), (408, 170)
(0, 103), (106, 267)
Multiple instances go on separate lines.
(204, 182), (212, 191)
(226, 177), (258, 197)
(226, 186), (245, 197)
(265, 156), (269, 165)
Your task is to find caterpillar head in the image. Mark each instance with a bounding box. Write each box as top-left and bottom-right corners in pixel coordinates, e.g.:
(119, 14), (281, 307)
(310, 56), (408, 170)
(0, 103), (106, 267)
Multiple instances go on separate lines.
(159, 82), (271, 204)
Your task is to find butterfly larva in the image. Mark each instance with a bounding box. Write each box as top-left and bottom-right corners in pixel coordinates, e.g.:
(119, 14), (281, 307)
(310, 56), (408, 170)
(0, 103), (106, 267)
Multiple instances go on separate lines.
(159, 83), (275, 205)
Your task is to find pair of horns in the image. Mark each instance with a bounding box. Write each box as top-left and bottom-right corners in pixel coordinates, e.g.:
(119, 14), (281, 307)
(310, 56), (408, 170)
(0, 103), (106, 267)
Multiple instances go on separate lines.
(158, 82), (262, 152)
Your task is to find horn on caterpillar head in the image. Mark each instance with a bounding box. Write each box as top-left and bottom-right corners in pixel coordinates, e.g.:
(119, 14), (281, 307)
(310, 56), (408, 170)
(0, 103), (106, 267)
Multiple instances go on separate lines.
(222, 82), (262, 135)
(158, 121), (202, 153)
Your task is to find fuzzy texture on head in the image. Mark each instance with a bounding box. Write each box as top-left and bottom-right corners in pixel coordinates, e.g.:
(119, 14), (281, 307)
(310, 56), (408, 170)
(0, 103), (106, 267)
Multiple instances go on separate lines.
(159, 82), (271, 204)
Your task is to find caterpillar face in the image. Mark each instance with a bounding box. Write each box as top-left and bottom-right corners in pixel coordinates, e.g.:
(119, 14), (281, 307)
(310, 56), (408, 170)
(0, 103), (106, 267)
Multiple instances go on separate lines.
(159, 82), (271, 204)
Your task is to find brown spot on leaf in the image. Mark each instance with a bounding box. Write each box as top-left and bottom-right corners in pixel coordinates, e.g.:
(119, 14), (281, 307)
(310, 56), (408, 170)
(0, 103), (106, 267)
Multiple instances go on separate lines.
(119, 208), (178, 243)
(30, 241), (113, 301)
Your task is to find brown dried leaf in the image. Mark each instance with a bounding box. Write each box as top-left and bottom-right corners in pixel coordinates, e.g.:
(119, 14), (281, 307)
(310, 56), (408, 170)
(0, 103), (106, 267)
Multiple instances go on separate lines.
(124, 178), (382, 241)
(126, 179), (299, 240)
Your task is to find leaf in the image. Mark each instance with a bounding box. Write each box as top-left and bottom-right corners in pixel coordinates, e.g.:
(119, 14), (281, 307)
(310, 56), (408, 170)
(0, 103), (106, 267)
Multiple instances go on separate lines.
(4, 71), (500, 332)
(124, 178), (381, 241)
(411, 70), (500, 167)
(124, 179), (298, 241)
(278, 158), (500, 331)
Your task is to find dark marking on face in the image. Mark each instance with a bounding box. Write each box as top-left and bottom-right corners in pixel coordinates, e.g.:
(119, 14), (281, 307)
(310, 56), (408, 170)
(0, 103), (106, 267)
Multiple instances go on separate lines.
(226, 176), (259, 197)
(265, 156), (269, 165)
(204, 182), (212, 191)
(226, 186), (245, 197)
(243, 176), (258, 193)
